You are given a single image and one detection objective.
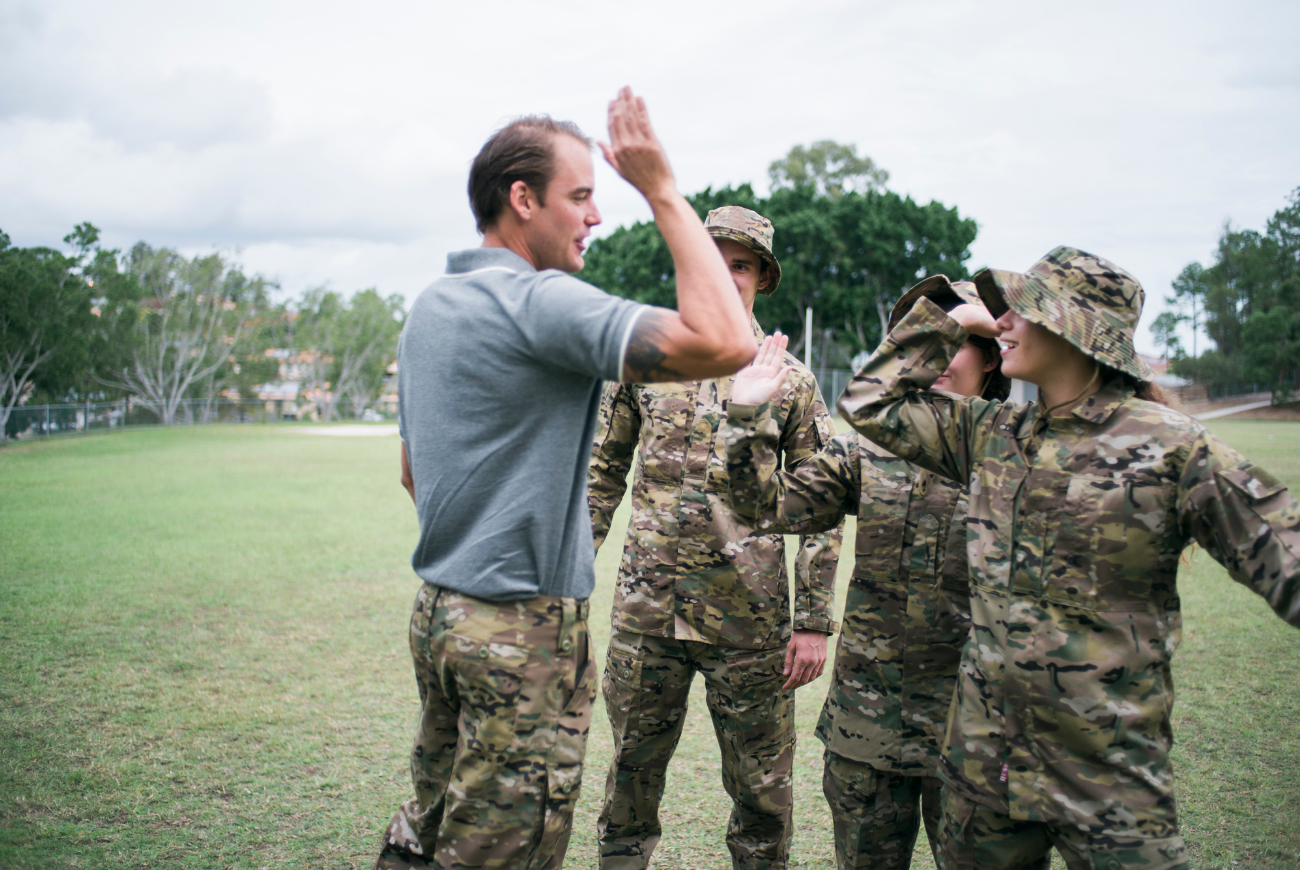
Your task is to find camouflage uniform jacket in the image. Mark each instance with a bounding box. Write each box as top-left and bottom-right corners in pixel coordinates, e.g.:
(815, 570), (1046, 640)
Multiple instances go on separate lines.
(838, 296), (1300, 839)
(723, 409), (972, 777)
(588, 320), (842, 649)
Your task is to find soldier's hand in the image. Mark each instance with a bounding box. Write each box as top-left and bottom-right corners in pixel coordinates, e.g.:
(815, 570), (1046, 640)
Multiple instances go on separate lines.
(948, 303), (999, 338)
(599, 87), (677, 204)
(783, 629), (828, 690)
(731, 333), (791, 406)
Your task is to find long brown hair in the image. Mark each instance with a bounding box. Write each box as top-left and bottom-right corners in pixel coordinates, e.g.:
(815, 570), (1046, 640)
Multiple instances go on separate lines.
(1100, 363), (1173, 406)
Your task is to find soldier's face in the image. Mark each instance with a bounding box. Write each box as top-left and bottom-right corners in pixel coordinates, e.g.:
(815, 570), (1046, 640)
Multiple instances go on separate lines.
(530, 134), (602, 273)
(995, 310), (1082, 384)
(934, 340), (996, 398)
(714, 239), (768, 309)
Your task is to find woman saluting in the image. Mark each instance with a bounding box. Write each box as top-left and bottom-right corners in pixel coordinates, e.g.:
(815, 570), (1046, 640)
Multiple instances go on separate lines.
(732, 247), (1300, 870)
(724, 276), (1013, 870)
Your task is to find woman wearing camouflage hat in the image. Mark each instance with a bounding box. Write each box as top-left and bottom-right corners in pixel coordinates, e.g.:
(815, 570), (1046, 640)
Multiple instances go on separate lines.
(791, 246), (1300, 870)
(723, 276), (1020, 870)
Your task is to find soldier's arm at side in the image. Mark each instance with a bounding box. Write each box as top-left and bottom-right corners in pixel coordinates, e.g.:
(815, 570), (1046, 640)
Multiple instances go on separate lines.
(837, 296), (995, 484)
(1179, 432), (1300, 627)
(588, 382), (640, 553)
(781, 376), (845, 637)
(400, 441), (415, 504)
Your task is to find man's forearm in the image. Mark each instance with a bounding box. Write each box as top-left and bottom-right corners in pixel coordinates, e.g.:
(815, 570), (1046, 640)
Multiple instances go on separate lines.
(648, 192), (753, 363)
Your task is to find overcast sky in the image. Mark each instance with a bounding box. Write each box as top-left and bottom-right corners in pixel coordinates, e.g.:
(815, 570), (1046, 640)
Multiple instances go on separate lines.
(2, 0), (1297, 354)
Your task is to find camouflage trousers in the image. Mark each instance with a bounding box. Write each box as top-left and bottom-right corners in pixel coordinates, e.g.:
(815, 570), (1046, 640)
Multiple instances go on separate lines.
(934, 787), (1188, 870)
(375, 584), (597, 870)
(822, 752), (943, 870)
(597, 629), (795, 870)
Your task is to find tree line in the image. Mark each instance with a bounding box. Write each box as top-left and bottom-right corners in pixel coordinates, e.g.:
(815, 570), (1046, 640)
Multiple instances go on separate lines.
(0, 224), (404, 436)
(583, 140), (978, 368)
(1155, 186), (1300, 395)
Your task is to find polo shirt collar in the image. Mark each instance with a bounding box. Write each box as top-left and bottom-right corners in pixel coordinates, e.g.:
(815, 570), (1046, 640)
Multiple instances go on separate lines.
(446, 247), (536, 275)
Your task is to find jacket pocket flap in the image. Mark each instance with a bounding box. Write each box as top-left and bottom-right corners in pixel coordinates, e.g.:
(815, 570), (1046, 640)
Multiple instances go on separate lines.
(1218, 465), (1286, 502)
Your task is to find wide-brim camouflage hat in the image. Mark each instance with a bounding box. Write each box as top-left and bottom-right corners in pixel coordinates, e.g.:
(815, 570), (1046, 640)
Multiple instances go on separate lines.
(890, 274), (1011, 401)
(974, 246), (1154, 382)
(705, 206), (782, 296)
(888, 274), (984, 331)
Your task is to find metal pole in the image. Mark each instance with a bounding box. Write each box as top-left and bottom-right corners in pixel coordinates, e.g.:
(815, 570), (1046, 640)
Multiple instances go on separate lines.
(804, 307), (813, 367)
(85, 399), (91, 434)
(45, 404), (50, 438)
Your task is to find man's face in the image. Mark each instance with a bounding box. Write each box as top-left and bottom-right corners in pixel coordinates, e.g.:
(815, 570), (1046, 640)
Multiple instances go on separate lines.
(715, 238), (769, 310)
(528, 134), (601, 273)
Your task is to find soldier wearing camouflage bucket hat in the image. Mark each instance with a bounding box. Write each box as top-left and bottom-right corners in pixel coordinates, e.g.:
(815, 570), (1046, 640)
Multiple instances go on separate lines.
(829, 245), (1300, 870)
(588, 205), (843, 869)
(720, 275), (1020, 870)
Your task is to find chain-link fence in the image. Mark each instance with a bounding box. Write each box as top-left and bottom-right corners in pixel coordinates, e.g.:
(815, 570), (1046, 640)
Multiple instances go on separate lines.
(3, 397), (398, 443)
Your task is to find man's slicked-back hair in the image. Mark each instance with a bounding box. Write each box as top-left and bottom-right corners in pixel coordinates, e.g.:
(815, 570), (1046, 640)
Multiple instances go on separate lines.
(468, 115), (593, 234)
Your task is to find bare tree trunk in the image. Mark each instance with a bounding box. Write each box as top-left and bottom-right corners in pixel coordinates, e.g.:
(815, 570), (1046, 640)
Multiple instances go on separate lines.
(1, 344), (55, 442)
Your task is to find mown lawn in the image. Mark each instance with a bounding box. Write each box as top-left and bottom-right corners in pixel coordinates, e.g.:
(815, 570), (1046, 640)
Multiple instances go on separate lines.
(0, 420), (1297, 869)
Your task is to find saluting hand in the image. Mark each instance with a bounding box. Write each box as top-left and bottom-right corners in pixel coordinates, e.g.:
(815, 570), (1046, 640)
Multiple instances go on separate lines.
(730, 333), (791, 406)
(947, 303), (1000, 338)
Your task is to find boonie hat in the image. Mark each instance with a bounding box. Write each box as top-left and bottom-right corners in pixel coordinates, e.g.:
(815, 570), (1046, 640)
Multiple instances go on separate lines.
(974, 246), (1154, 382)
(705, 206), (782, 296)
(892, 274), (1011, 401)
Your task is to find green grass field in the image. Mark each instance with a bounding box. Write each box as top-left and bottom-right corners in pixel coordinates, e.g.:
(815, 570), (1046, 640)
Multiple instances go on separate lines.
(1, 421), (1298, 869)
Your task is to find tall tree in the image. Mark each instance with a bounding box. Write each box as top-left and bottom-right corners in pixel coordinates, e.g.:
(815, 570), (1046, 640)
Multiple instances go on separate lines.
(1171, 187), (1300, 393)
(769, 140), (889, 199)
(93, 244), (273, 424)
(1149, 310), (1184, 363)
(295, 288), (404, 420)
(582, 168), (976, 363)
(0, 225), (99, 439)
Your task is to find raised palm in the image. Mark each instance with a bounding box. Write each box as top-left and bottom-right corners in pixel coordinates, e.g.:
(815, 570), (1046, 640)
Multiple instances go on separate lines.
(731, 333), (792, 406)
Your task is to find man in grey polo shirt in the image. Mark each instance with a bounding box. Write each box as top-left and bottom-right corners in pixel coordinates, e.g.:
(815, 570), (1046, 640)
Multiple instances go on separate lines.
(375, 87), (756, 870)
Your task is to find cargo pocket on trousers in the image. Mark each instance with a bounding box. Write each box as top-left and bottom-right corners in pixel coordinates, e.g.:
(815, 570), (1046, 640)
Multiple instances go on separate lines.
(603, 642), (644, 751)
(447, 635), (529, 755)
(1085, 834), (1187, 870)
(530, 647), (597, 870)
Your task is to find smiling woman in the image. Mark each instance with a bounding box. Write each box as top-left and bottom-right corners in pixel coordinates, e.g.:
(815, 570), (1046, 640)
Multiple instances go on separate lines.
(839, 246), (1300, 870)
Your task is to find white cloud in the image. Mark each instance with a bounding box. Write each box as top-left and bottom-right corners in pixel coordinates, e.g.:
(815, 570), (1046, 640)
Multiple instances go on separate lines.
(1, 0), (1297, 353)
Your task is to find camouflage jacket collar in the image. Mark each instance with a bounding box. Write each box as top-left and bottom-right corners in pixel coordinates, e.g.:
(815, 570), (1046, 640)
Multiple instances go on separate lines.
(1017, 378), (1134, 440)
(749, 314), (765, 344)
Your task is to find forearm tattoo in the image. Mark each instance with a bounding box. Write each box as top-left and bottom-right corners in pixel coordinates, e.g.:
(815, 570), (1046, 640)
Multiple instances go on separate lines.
(624, 309), (685, 382)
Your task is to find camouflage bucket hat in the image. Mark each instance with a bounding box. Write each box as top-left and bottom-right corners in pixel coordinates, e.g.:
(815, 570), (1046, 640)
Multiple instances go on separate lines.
(705, 206), (782, 296)
(891, 274), (1011, 401)
(973, 246), (1154, 382)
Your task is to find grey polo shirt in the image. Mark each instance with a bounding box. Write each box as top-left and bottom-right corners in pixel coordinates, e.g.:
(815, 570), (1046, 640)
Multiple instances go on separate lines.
(398, 247), (646, 601)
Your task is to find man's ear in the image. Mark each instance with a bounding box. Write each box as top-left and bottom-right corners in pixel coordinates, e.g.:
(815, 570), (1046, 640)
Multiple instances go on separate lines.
(756, 263), (772, 292)
(508, 180), (535, 222)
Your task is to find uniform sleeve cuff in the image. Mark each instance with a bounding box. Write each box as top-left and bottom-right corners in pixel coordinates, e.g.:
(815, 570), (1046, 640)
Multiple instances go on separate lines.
(794, 616), (839, 635)
(726, 401), (764, 424)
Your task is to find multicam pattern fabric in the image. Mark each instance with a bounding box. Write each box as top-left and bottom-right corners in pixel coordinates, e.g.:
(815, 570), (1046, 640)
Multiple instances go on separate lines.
(822, 754), (944, 870)
(721, 415), (970, 775)
(935, 787), (1183, 870)
(973, 245), (1155, 381)
(597, 629), (795, 870)
(838, 296), (1300, 841)
(589, 319), (842, 649)
(704, 206), (782, 295)
(376, 585), (596, 870)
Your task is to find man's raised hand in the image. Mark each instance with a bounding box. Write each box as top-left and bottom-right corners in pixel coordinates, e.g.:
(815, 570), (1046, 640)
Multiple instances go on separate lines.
(731, 333), (791, 406)
(600, 87), (676, 204)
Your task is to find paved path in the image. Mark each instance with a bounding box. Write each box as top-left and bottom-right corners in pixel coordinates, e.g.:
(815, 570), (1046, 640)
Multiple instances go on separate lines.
(295, 424), (399, 436)
(1193, 399), (1274, 421)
